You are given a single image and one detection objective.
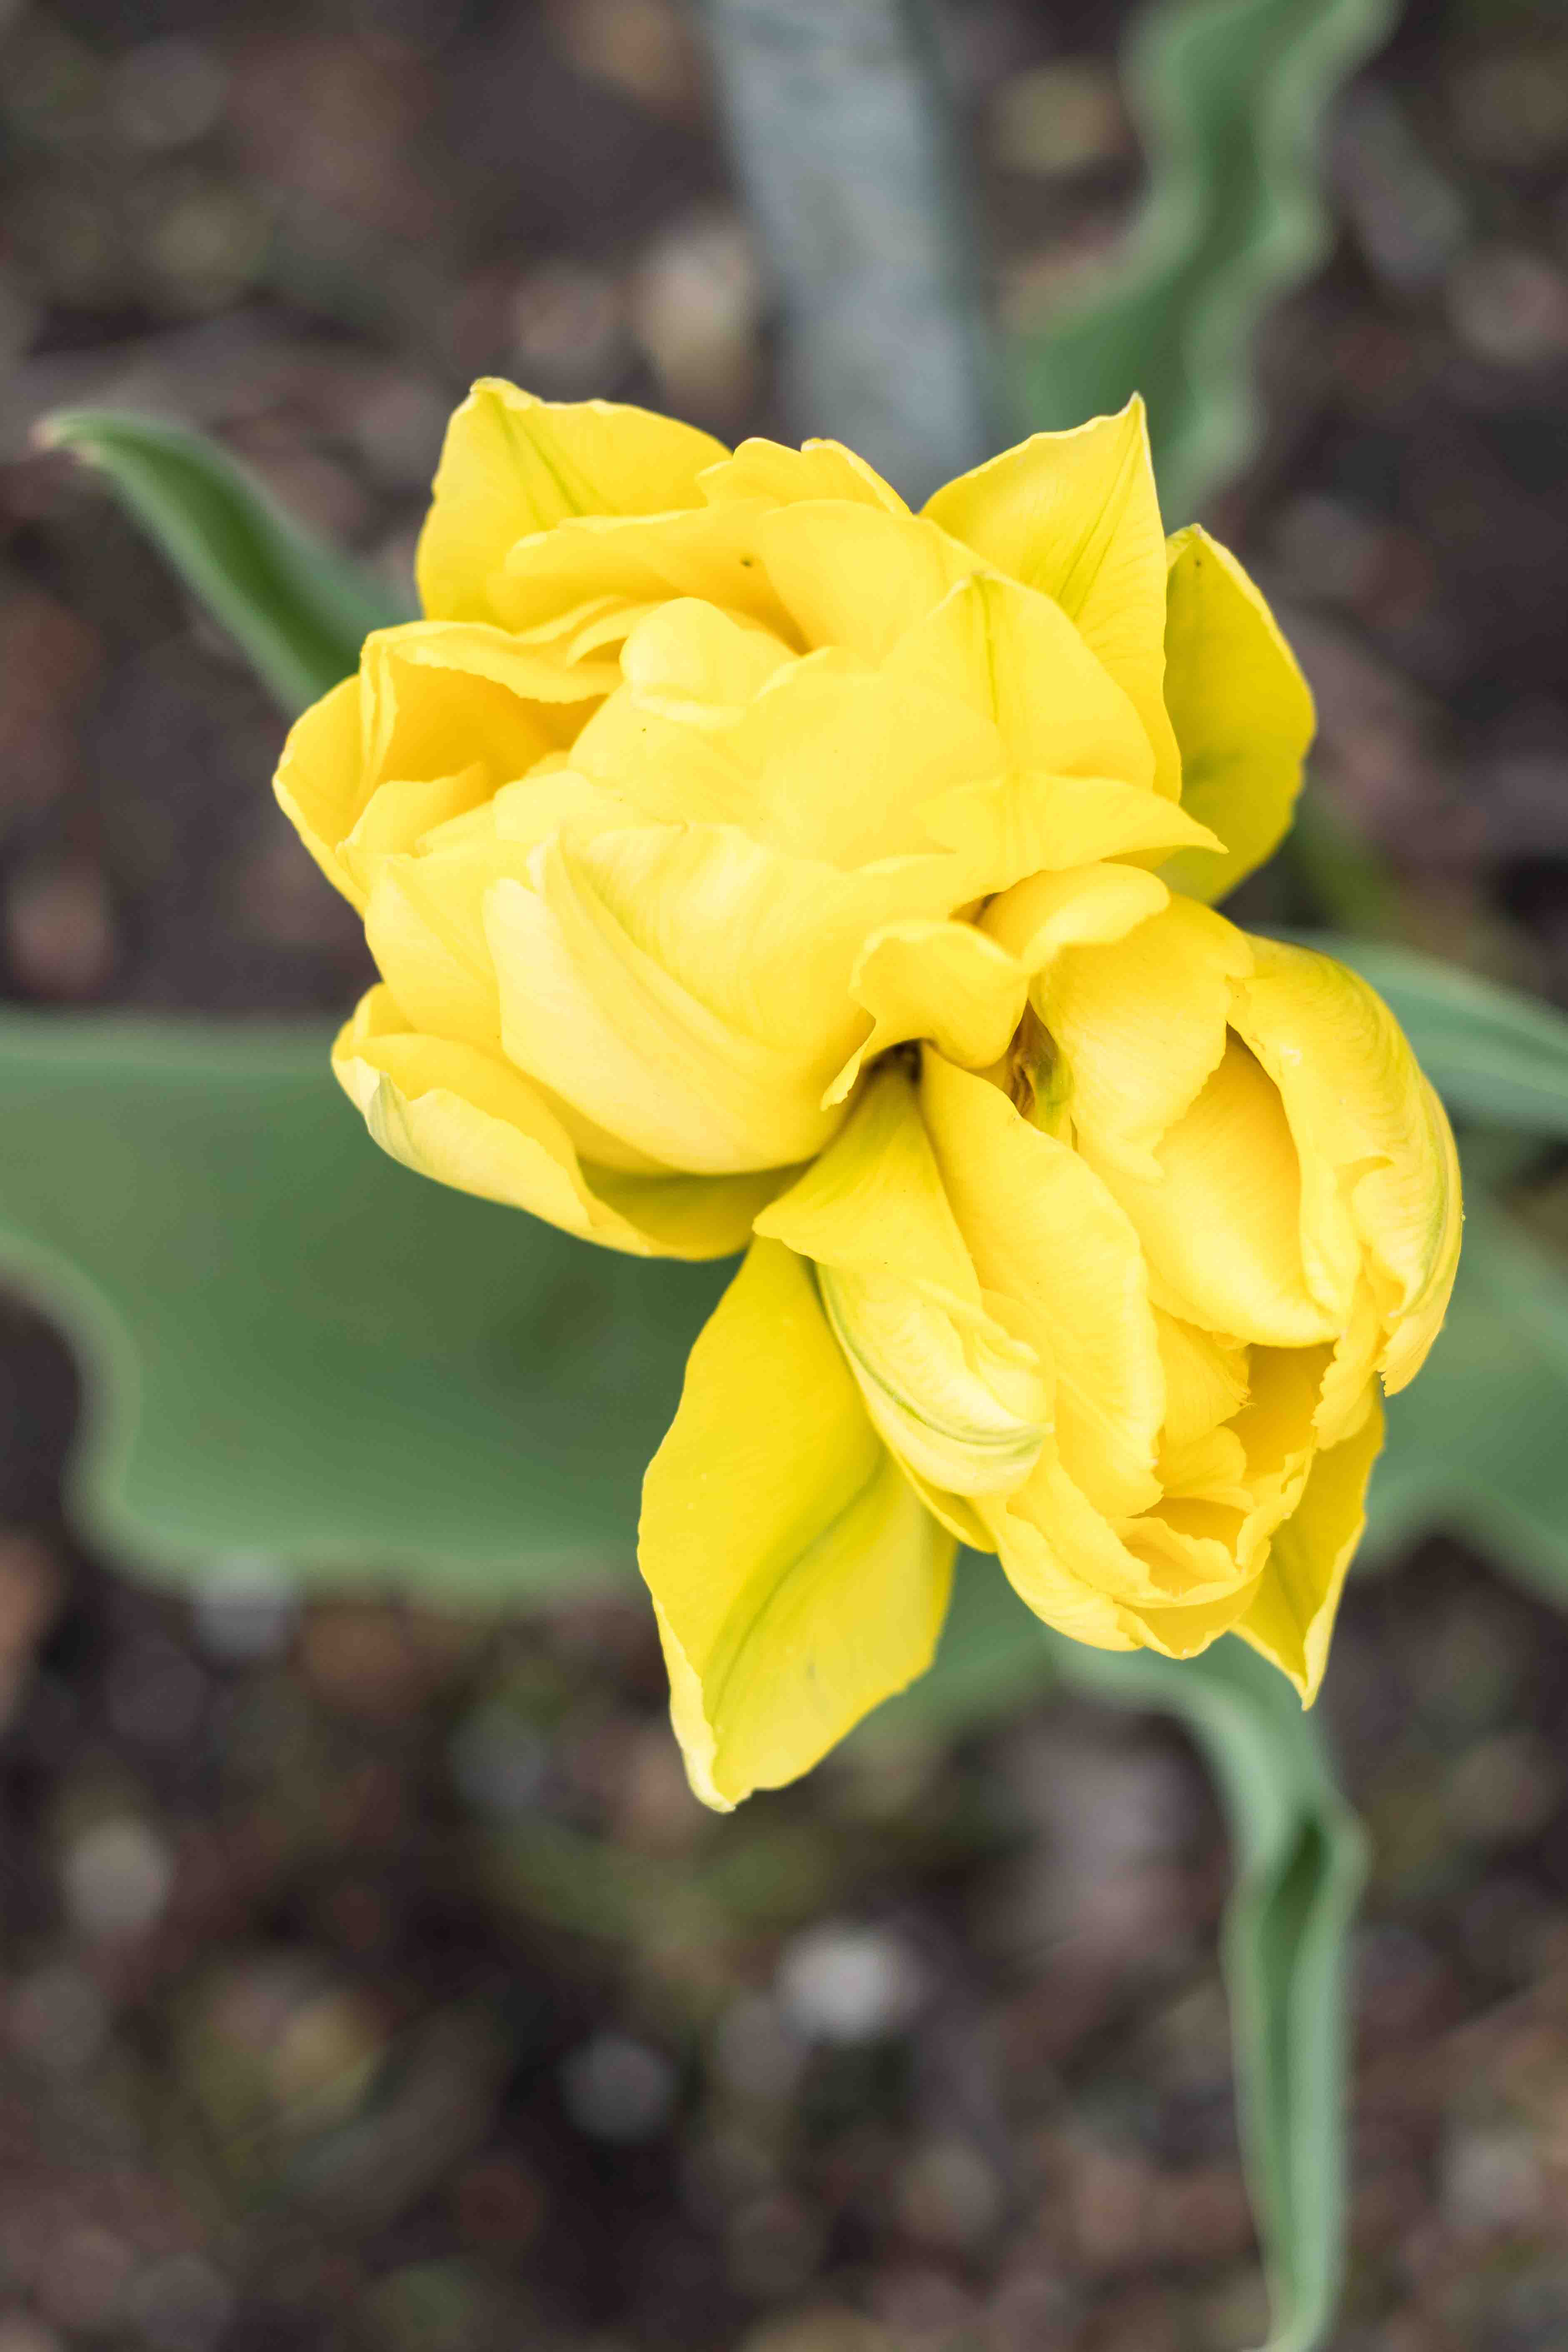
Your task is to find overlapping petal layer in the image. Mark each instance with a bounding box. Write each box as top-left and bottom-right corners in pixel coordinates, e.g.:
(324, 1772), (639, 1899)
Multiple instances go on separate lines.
(274, 382), (1461, 1807)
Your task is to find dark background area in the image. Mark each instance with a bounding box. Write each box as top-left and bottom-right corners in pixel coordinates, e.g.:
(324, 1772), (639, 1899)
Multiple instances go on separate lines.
(4, 1), (1568, 2345)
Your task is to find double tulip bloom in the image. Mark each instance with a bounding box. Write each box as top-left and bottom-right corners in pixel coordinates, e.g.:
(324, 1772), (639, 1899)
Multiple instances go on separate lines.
(277, 383), (1460, 1808)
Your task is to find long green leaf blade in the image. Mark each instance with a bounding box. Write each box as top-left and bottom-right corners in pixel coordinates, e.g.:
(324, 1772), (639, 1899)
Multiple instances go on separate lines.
(1290, 933), (1568, 1138)
(40, 409), (406, 714)
(0, 1013), (720, 1595)
(1016, 0), (1397, 518)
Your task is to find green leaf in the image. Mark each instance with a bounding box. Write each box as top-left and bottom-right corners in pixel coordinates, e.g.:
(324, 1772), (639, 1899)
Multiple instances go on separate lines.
(1289, 933), (1568, 1139)
(1015, 0), (1398, 518)
(40, 409), (406, 715)
(1368, 1188), (1568, 1601)
(1049, 1636), (1365, 2352)
(0, 1013), (722, 1598)
(882, 1567), (1364, 2352)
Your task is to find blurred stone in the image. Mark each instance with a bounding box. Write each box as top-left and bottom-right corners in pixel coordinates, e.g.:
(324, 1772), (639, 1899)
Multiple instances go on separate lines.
(738, 2310), (890, 2352)
(1451, 42), (1568, 169)
(7, 1963), (109, 2073)
(545, 0), (703, 120)
(775, 1924), (922, 2045)
(726, 2192), (825, 2300)
(448, 1702), (548, 1819)
(1443, 1732), (1561, 1848)
(1062, 2145), (1153, 2273)
(1333, 88), (1467, 294)
(989, 60), (1127, 178)
(1447, 245), (1568, 368)
(1441, 2123), (1544, 2235)
(895, 2137), (1005, 2252)
(33, 2226), (134, 2332)
(1271, 494), (1391, 607)
(450, 2154), (548, 2251)
(560, 2033), (676, 2143)
(1192, 2267), (1271, 2351)
(106, 1638), (207, 1749)
(712, 1994), (804, 2104)
(0, 2320), (64, 2352)
(140, 176), (270, 312)
(61, 1817), (175, 1940)
(121, 2255), (233, 2352)
(0, 589), (99, 823)
(110, 40), (229, 152)
(351, 375), (449, 489)
(192, 1559), (298, 1662)
(510, 263), (628, 401)
(5, 860), (115, 998)
(627, 212), (762, 425)
(300, 1605), (427, 1720)
(0, 1532), (62, 1722)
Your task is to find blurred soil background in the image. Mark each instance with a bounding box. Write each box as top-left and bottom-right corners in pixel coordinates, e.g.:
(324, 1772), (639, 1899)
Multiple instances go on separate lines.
(4, 0), (1568, 2345)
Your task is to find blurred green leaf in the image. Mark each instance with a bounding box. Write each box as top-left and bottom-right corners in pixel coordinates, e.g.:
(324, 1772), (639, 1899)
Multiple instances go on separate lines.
(894, 1572), (1363, 2352)
(1051, 1637), (1365, 2352)
(1369, 1190), (1568, 1600)
(0, 1014), (720, 1596)
(1016, 0), (1397, 517)
(40, 409), (405, 715)
(1291, 932), (1568, 1137)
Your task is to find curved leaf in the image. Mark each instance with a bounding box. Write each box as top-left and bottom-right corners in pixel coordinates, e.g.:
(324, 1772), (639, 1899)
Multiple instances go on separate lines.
(1016, 0), (1398, 519)
(0, 1013), (721, 1598)
(39, 408), (406, 714)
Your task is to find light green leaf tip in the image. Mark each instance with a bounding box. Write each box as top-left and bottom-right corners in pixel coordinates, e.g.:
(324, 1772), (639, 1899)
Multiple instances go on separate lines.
(1015, 0), (1398, 518)
(39, 408), (408, 715)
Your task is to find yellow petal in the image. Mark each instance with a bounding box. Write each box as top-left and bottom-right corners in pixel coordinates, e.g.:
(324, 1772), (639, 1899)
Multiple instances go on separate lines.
(331, 985), (760, 1257)
(921, 771), (1220, 898)
(883, 570), (1154, 787)
(756, 1067), (1047, 1496)
(337, 764), (492, 904)
(1155, 1310), (1250, 1448)
(924, 398), (1181, 796)
(1232, 938), (1461, 1385)
(922, 1053), (1165, 1518)
(1036, 897), (1253, 1180)
(700, 436), (909, 514)
(416, 379), (727, 622)
(619, 597), (793, 725)
(486, 837), (848, 1174)
(828, 920), (1028, 1105)
(491, 502), (795, 639)
(1238, 1388), (1384, 1701)
(274, 676), (369, 904)
(981, 862), (1170, 969)
(756, 502), (980, 661)
(639, 1240), (955, 1806)
(574, 647), (999, 870)
(1093, 1036), (1337, 1348)
(1159, 527), (1316, 903)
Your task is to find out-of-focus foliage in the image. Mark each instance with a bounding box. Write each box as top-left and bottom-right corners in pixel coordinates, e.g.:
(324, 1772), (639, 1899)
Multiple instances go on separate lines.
(0, 1012), (721, 1594)
(1015, 0), (1397, 518)
(40, 410), (403, 714)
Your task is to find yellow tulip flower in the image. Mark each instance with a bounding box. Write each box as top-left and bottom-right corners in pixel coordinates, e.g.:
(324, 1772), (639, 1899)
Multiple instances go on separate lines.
(275, 382), (1461, 1808)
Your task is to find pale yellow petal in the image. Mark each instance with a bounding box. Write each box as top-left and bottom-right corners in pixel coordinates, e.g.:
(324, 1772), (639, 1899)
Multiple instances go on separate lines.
(1238, 1389), (1384, 1701)
(1092, 1037), (1337, 1348)
(331, 985), (729, 1256)
(827, 920), (1028, 1105)
(416, 379), (727, 622)
(980, 862), (1170, 968)
(756, 1067), (1047, 1497)
(756, 502), (980, 661)
(1155, 1311), (1250, 1448)
(486, 845), (845, 1174)
(883, 570), (1154, 786)
(619, 597), (793, 725)
(922, 1053), (1165, 1519)
(921, 771), (1220, 898)
(1037, 897), (1253, 1180)
(337, 764), (492, 904)
(491, 502), (795, 639)
(1159, 527), (1316, 904)
(274, 676), (369, 905)
(1233, 938), (1462, 1384)
(639, 1240), (955, 1807)
(700, 436), (908, 514)
(924, 399), (1180, 796)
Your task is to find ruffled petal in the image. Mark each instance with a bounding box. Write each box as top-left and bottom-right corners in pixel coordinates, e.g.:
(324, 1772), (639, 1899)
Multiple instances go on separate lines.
(639, 1240), (955, 1806)
(1238, 1387), (1384, 1701)
(923, 398), (1180, 796)
(828, 920), (1027, 1105)
(416, 379), (727, 623)
(1159, 527), (1316, 904)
